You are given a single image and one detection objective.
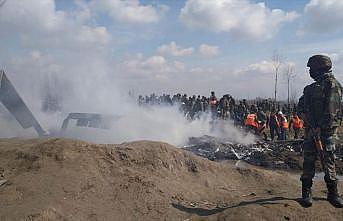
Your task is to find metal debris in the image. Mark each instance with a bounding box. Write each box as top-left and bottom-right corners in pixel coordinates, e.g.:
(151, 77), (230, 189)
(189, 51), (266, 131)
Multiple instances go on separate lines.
(0, 70), (47, 136)
(183, 135), (305, 170)
(60, 113), (121, 132)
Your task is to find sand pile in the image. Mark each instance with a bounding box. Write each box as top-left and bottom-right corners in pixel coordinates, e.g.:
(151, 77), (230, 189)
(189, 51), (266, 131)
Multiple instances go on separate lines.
(0, 138), (342, 221)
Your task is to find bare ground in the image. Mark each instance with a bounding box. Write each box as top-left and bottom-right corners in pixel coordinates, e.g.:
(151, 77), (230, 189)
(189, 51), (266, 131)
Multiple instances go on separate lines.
(0, 138), (342, 221)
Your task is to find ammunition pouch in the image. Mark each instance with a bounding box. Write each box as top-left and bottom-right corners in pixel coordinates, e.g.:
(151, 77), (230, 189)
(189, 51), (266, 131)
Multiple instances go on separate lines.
(322, 137), (336, 152)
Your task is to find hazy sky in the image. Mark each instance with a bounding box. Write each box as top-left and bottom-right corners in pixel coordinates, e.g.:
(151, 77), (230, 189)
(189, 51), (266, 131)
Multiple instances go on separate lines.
(1, 0), (343, 103)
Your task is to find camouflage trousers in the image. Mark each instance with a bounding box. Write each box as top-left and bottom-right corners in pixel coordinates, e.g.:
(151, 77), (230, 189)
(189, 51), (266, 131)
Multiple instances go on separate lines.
(301, 136), (337, 183)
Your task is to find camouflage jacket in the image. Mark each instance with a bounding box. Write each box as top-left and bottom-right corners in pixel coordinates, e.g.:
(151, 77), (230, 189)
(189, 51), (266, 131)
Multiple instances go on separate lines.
(299, 73), (342, 134)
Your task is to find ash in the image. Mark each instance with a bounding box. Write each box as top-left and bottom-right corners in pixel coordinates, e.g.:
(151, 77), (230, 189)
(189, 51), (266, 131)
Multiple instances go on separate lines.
(183, 135), (343, 173)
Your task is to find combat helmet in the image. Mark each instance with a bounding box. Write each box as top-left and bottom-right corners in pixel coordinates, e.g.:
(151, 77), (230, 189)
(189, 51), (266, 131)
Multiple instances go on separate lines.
(307, 55), (332, 72)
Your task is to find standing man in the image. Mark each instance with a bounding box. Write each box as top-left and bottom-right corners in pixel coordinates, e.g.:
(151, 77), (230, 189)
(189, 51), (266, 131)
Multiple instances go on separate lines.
(209, 91), (218, 120)
(238, 100), (247, 126)
(193, 95), (203, 119)
(245, 109), (258, 134)
(298, 55), (343, 207)
(267, 109), (280, 141)
(277, 111), (288, 140)
(257, 107), (268, 140)
(289, 112), (303, 139)
(219, 95), (230, 120)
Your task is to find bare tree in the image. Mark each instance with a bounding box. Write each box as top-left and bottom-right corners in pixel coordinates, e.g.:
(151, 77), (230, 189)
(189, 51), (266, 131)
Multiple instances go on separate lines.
(284, 63), (296, 111)
(272, 50), (282, 105)
(290, 87), (300, 105)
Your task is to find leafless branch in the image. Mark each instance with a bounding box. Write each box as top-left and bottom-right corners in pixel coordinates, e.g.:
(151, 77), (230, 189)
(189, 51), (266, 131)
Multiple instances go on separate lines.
(272, 50), (283, 105)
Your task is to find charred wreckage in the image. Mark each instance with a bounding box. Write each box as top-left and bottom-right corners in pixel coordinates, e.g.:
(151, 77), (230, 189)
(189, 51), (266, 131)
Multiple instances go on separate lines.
(0, 70), (120, 136)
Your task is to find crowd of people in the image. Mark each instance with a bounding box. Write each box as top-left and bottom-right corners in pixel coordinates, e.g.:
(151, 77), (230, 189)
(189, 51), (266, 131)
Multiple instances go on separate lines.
(137, 91), (304, 141)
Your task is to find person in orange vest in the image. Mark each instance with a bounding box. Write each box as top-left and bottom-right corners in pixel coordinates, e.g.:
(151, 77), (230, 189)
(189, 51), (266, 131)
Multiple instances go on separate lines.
(277, 111), (288, 140)
(289, 112), (303, 139)
(245, 110), (258, 134)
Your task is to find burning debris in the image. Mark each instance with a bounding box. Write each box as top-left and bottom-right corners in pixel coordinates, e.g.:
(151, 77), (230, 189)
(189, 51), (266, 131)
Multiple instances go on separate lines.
(183, 135), (245, 160)
(183, 135), (302, 160)
(183, 135), (343, 174)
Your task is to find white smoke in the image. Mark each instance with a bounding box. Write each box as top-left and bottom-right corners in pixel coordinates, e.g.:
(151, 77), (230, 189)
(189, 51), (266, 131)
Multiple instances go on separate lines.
(0, 108), (37, 138)
(0, 0), (255, 146)
(0, 42), (255, 146)
(60, 104), (255, 145)
(0, 92), (255, 146)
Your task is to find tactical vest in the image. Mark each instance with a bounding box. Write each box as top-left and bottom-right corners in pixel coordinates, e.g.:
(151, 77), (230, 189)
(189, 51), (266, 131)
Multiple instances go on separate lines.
(304, 74), (342, 129)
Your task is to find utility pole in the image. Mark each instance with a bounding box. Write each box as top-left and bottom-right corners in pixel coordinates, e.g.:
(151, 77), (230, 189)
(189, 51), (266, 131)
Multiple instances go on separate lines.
(272, 51), (282, 108)
(285, 64), (296, 112)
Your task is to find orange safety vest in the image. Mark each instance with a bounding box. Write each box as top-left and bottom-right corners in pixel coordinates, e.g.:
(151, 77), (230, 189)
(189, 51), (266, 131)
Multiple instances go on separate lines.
(245, 114), (258, 128)
(281, 117), (288, 129)
(209, 99), (217, 105)
(291, 116), (303, 129)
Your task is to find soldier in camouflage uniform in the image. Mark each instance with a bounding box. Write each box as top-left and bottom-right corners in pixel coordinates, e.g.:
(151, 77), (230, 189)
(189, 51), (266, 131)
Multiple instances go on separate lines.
(298, 55), (343, 207)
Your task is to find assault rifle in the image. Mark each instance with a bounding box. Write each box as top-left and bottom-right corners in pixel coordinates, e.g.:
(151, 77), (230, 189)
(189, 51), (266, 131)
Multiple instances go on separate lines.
(310, 127), (326, 172)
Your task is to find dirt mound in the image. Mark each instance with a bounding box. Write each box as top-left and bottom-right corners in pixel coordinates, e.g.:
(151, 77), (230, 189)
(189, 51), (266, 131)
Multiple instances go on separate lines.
(0, 138), (342, 221)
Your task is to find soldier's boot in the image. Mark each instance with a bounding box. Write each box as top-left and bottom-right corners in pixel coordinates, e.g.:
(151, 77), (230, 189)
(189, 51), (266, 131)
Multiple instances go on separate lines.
(326, 181), (343, 208)
(301, 179), (313, 207)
